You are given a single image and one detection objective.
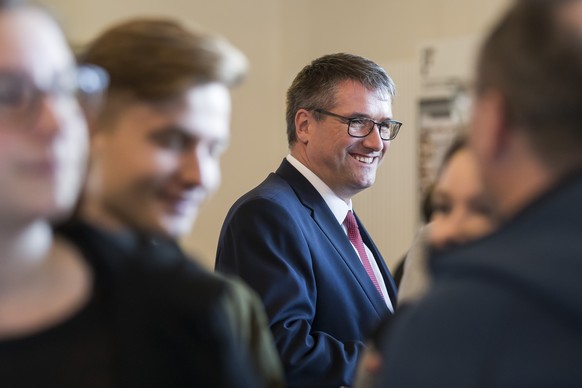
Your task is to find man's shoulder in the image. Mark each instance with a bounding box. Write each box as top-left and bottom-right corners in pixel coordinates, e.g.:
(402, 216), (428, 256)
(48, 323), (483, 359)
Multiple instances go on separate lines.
(431, 182), (582, 307)
(242, 171), (296, 198)
(227, 172), (305, 217)
(382, 247), (582, 386)
(232, 159), (318, 206)
(416, 190), (582, 348)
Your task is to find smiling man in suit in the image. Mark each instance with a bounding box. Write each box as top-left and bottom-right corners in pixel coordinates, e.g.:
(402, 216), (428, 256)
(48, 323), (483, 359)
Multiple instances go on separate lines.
(215, 53), (401, 388)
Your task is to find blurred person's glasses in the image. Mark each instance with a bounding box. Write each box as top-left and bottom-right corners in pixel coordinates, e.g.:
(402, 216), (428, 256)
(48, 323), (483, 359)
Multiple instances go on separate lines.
(313, 108), (402, 141)
(0, 64), (108, 130)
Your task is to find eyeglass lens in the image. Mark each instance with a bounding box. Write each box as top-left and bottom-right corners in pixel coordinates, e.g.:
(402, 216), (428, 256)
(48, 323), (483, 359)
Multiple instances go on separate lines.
(348, 118), (400, 140)
(0, 65), (108, 130)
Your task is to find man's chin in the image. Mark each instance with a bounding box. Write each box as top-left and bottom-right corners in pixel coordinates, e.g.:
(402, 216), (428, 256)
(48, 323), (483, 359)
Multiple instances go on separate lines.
(158, 214), (197, 240)
(354, 177), (376, 191)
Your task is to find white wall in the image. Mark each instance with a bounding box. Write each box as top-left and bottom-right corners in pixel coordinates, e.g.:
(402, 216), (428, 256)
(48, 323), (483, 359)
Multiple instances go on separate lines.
(40, 0), (510, 269)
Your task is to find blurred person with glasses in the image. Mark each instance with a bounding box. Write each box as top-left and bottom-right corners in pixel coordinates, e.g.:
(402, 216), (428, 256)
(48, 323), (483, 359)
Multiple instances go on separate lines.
(216, 52), (401, 387)
(0, 2), (262, 387)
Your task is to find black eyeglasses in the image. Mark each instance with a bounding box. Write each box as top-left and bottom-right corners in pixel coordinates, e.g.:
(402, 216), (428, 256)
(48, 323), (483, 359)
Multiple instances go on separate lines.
(313, 108), (402, 141)
(0, 64), (109, 130)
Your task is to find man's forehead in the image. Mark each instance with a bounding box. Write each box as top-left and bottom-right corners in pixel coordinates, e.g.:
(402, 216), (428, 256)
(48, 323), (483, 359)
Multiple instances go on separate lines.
(334, 80), (391, 100)
(0, 9), (72, 78)
(124, 96), (231, 142)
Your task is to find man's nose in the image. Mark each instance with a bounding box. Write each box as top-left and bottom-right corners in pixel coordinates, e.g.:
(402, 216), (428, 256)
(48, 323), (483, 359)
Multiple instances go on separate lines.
(179, 148), (204, 188)
(362, 123), (385, 151)
(31, 95), (65, 138)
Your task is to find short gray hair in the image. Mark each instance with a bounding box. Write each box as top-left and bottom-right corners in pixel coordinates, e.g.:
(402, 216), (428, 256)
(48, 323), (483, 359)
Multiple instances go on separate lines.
(285, 53), (395, 147)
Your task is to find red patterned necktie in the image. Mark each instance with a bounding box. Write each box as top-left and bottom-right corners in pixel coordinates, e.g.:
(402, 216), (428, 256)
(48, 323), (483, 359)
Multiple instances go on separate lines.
(344, 210), (384, 300)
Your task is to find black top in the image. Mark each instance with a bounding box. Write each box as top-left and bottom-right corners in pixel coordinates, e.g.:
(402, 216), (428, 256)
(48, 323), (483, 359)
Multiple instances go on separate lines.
(0, 221), (262, 388)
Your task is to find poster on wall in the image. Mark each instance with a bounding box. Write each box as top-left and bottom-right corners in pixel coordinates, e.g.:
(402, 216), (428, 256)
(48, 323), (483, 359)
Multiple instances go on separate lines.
(417, 36), (476, 204)
(418, 84), (472, 201)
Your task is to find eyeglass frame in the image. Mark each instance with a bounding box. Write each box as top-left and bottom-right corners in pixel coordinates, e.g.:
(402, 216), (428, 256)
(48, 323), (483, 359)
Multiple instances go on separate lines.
(0, 64), (109, 131)
(313, 108), (402, 141)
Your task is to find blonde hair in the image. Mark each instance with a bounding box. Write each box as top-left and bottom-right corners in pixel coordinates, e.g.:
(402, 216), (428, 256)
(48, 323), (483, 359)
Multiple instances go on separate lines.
(81, 18), (247, 105)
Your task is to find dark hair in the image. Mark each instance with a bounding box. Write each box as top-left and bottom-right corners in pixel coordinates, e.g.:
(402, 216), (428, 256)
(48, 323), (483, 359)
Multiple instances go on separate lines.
(420, 184), (434, 223)
(476, 0), (582, 171)
(436, 136), (468, 180)
(422, 135), (468, 222)
(285, 53), (395, 146)
(80, 19), (247, 108)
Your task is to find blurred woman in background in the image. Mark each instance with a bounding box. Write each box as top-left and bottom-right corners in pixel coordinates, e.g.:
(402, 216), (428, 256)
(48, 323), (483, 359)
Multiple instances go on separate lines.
(398, 136), (498, 304)
(355, 135), (498, 387)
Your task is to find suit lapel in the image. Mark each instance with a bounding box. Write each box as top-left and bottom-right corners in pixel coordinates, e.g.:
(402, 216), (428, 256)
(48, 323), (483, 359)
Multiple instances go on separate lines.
(276, 159), (392, 316)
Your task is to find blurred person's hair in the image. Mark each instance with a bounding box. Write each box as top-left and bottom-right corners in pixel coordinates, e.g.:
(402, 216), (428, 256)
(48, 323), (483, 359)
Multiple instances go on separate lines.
(80, 18), (247, 125)
(476, 0), (582, 172)
(420, 184), (434, 223)
(421, 135), (468, 222)
(436, 136), (468, 179)
(286, 53), (396, 146)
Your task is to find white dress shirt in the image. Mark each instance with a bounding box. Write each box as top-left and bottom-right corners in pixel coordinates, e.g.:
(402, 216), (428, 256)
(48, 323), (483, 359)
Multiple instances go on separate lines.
(286, 155), (393, 312)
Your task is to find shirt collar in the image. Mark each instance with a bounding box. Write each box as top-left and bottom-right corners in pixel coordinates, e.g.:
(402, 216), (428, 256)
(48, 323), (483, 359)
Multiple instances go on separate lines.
(286, 154), (352, 225)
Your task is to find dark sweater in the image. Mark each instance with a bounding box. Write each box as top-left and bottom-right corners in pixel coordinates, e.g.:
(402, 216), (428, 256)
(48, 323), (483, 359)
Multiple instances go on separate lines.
(377, 171), (582, 387)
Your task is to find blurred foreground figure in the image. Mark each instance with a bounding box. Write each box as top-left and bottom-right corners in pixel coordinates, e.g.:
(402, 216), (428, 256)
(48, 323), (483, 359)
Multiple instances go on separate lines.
(355, 136), (498, 387)
(376, 0), (582, 386)
(77, 18), (283, 387)
(74, 19), (283, 387)
(0, 2), (263, 385)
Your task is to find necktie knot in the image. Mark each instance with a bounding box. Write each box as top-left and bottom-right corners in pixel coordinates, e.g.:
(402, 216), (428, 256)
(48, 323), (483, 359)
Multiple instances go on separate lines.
(343, 210), (360, 240)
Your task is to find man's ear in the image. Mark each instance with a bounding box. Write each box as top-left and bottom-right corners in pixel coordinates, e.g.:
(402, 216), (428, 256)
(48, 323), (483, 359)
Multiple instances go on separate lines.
(295, 109), (312, 144)
(470, 89), (512, 163)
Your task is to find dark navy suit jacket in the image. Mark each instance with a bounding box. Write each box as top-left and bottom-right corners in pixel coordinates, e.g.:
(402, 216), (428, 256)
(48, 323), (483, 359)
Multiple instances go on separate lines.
(216, 159), (396, 388)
